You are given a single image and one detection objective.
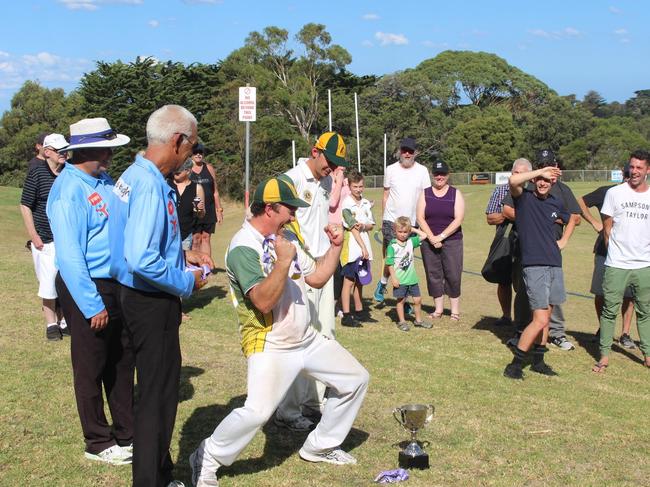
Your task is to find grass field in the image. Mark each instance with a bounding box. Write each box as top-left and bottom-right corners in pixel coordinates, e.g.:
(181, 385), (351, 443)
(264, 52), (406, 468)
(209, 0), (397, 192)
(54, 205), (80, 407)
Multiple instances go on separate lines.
(1, 182), (648, 487)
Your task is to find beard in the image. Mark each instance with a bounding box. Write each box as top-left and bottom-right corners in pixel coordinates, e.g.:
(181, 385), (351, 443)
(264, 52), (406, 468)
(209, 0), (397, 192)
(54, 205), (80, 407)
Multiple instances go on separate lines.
(399, 155), (415, 167)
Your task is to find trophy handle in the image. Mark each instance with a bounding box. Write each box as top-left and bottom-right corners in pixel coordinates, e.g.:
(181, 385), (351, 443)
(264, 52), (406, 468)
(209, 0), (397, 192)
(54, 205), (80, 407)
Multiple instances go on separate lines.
(425, 404), (435, 424)
(392, 408), (404, 427)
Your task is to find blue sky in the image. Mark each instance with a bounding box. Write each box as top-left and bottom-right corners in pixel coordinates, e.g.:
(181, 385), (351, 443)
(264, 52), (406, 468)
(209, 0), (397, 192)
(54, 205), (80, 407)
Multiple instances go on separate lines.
(1, 0), (648, 115)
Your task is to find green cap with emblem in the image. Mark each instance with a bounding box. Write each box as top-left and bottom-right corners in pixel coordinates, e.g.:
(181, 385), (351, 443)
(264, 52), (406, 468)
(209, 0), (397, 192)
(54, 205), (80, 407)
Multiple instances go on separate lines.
(253, 176), (310, 207)
(315, 131), (349, 167)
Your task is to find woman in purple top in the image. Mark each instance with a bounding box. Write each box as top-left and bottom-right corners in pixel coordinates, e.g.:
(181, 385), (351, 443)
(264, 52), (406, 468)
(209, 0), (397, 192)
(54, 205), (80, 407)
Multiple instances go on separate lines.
(416, 160), (466, 321)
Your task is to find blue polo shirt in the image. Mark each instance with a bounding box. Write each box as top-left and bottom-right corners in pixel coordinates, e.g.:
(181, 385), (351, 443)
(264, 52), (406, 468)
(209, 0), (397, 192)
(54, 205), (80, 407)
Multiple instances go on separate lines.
(109, 155), (194, 297)
(46, 163), (114, 318)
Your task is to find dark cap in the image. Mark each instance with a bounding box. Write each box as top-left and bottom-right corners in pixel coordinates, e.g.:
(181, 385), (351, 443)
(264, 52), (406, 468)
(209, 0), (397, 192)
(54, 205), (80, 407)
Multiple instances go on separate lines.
(432, 160), (450, 174)
(399, 137), (417, 151)
(536, 149), (556, 167)
(192, 143), (204, 154)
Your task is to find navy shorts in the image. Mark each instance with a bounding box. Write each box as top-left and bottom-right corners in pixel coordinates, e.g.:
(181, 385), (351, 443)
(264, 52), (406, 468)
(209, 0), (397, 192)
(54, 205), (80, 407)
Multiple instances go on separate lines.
(341, 262), (359, 282)
(393, 283), (421, 299)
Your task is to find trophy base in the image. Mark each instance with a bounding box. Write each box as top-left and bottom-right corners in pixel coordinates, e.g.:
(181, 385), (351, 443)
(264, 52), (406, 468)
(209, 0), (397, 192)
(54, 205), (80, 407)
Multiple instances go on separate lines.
(398, 451), (429, 469)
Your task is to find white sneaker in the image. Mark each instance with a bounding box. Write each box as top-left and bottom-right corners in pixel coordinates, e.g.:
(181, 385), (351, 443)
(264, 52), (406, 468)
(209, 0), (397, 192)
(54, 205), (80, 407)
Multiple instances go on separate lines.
(299, 447), (357, 465)
(84, 444), (132, 465)
(189, 447), (219, 487)
(273, 413), (314, 432)
(167, 482), (185, 487)
(121, 443), (133, 454)
(550, 336), (575, 351)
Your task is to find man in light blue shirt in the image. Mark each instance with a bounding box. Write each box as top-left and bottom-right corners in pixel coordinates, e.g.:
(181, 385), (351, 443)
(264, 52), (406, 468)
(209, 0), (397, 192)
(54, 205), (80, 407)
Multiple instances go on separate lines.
(47, 117), (135, 466)
(109, 105), (212, 487)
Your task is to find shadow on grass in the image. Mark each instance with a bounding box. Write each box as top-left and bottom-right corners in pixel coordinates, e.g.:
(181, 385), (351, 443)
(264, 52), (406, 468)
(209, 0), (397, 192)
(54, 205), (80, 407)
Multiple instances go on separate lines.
(182, 284), (228, 313)
(375, 298), (439, 322)
(569, 330), (645, 364)
(176, 396), (369, 482)
(179, 365), (205, 403)
(471, 315), (516, 344)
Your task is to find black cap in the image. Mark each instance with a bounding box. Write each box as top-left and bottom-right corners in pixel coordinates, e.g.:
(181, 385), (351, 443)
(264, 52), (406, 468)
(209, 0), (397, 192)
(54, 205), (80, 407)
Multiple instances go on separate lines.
(192, 143), (205, 154)
(399, 137), (417, 151)
(536, 149), (556, 167)
(432, 160), (450, 174)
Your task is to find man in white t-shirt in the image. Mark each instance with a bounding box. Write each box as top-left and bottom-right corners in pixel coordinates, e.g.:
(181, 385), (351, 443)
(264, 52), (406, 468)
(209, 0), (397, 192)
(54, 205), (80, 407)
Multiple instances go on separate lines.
(277, 132), (350, 430)
(374, 137), (431, 303)
(593, 150), (650, 373)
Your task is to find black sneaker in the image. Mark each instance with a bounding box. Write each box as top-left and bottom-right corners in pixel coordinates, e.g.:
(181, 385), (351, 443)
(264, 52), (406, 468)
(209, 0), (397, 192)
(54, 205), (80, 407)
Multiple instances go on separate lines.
(494, 316), (513, 327)
(60, 325), (71, 337)
(618, 333), (637, 350)
(341, 314), (361, 327)
(530, 362), (558, 376)
(46, 326), (62, 341)
(503, 363), (524, 380)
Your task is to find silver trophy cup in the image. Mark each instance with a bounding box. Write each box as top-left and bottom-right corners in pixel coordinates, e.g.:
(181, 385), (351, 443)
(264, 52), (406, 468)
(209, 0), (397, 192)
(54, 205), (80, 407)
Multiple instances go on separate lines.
(393, 404), (434, 469)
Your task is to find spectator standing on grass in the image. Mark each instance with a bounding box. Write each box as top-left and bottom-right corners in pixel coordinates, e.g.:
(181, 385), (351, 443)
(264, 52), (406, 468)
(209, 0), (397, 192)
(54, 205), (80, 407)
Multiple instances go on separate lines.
(276, 132), (350, 432)
(189, 176), (369, 487)
(20, 133), (69, 341)
(109, 105), (213, 487)
(503, 165), (568, 380)
(339, 170), (375, 327)
(328, 165), (349, 319)
(578, 164), (636, 348)
(592, 150), (650, 373)
(27, 132), (48, 172)
(47, 117), (135, 466)
(484, 158), (532, 326)
(503, 150), (581, 351)
(375, 137), (431, 304)
(169, 158), (206, 251)
(416, 160), (465, 322)
(189, 143), (223, 257)
(386, 216), (431, 332)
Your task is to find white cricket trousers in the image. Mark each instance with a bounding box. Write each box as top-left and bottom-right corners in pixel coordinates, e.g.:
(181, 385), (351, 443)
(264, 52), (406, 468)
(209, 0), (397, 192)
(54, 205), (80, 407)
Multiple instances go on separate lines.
(202, 333), (369, 466)
(277, 277), (335, 418)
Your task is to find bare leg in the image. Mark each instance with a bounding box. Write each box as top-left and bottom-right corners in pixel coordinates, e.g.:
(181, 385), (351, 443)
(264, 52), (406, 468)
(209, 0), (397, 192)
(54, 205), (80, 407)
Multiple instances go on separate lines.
(518, 307), (552, 352)
(341, 278), (353, 314)
(621, 297), (634, 335)
(412, 296), (422, 322)
(43, 298), (58, 325)
(433, 296), (444, 316)
(396, 298), (406, 323)
(199, 232), (212, 257)
(449, 296), (460, 317)
(497, 283), (512, 318)
(352, 283), (363, 313)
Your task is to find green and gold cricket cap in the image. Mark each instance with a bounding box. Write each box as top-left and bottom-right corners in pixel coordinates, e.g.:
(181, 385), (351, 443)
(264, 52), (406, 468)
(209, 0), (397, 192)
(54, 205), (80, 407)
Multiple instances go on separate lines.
(314, 131), (349, 167)
(253, 175), (310, 207)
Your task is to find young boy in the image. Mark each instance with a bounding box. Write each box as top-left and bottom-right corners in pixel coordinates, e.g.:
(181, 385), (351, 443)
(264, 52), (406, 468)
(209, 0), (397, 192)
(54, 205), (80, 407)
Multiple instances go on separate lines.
(504, 165), (568, 379)
(340, 171), (375, 327)
(386, 216), (431, 331)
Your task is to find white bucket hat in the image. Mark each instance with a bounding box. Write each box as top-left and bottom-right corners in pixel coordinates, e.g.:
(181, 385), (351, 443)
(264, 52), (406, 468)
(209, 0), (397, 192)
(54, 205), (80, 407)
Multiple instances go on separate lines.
(64, 117), (130, 151)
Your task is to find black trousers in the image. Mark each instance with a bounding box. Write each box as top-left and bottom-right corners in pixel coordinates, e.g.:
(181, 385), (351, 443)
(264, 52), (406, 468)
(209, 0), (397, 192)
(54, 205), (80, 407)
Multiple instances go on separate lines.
(55, 274), (134, 454)
(120, 285), (182, 487)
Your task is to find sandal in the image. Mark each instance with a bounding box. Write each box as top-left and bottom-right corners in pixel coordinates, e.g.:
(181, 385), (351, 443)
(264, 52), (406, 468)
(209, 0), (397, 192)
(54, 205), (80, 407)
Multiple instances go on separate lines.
(592, 362), (608, 373)
(396, 321), (410, 332)
(429, 311), (443, 319)
(450, 313), (460, 322)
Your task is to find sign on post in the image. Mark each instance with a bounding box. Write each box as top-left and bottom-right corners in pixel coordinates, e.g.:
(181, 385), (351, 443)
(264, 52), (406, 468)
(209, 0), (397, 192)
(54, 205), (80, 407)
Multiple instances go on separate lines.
(239, 87), (257, 122)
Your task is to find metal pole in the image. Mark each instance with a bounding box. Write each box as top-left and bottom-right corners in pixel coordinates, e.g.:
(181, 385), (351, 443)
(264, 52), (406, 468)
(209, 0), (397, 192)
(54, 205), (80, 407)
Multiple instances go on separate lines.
(383, 133), (387, 174)
(328, 89), (332, 131)
(292, 140), (296, 168)
(245, 120), (250, 208)
(354, 92), (361, 172)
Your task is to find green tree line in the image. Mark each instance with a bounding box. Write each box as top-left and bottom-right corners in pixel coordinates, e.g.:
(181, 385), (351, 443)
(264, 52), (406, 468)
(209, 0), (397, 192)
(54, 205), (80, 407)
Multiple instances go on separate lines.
(1, 23), (649, 196)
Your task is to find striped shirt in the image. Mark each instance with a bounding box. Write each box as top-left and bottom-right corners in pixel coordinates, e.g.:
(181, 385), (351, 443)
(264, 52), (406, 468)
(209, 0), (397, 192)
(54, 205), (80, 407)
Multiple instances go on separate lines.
(21, 161), (60, 243)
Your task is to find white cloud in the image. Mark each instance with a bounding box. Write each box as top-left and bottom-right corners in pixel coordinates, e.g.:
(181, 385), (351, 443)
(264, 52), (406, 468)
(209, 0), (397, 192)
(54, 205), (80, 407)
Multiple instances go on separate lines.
(362, 13), (379, 21)
(613, 28), (628, 35)
(182, 0), (223, 4)
(528, 27), (582, 40)
(422, 40), (448, 49)
(361, 40), (374, 48)
(609, 6), (621, 14)
(0, 50), (9, 58)
(59, 0), (143, 10)
(148, 19), (160, 28)
(137, 55), (159, 65)
(0, 51), (92, 92)
(375, 32), (408, 46)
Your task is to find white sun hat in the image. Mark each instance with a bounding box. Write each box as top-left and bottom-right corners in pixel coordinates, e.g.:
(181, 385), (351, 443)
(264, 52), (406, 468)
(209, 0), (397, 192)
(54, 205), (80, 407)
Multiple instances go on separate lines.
(64, 117), (130, 151)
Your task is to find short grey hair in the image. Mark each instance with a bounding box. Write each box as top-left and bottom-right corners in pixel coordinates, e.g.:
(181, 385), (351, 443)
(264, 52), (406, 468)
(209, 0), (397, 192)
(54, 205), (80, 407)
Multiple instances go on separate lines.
(512, 158), (532, 171)
(146, 105), (197, 145)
